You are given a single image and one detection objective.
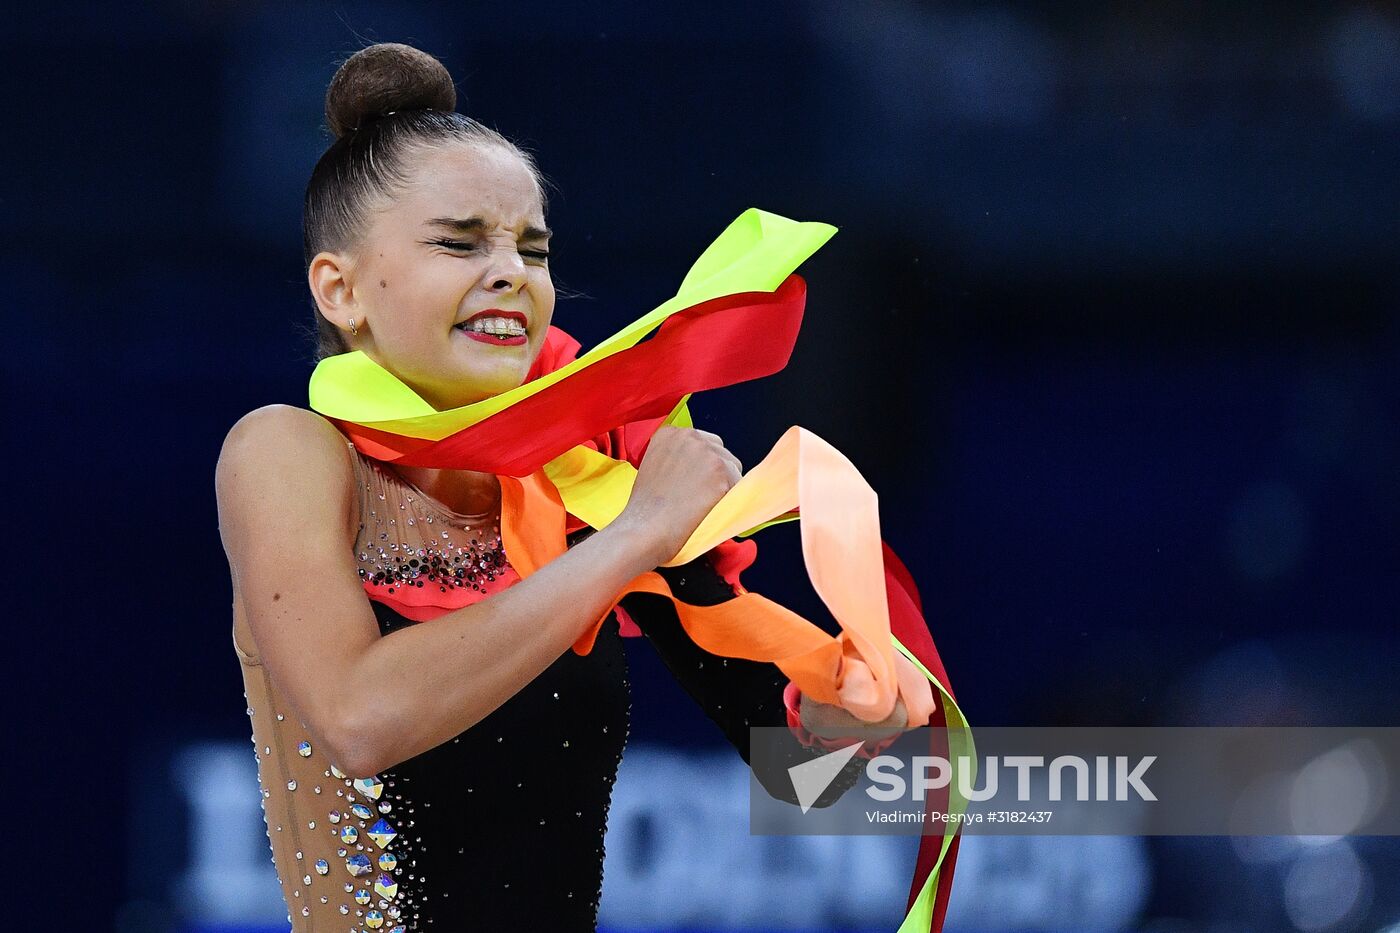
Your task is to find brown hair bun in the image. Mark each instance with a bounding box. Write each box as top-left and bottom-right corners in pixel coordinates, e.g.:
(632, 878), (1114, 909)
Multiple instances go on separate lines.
(324, 43), (457, 139)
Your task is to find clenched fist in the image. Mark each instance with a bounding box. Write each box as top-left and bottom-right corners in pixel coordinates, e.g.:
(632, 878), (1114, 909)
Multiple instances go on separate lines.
(617, 426), (743, 567)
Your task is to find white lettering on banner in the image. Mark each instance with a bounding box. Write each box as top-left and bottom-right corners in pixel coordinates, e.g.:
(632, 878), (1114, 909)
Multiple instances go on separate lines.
(861, 755), (1158, 804)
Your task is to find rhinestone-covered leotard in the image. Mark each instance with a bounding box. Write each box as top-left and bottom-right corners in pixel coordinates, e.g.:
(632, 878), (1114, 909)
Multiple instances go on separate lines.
(233, 439), (859, 931)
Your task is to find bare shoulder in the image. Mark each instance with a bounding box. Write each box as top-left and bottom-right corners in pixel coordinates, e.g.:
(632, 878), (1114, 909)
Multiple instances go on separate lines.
(215, 404), (356, 541)
(219, 403), (347, 462)
(217, 404), (352, 486)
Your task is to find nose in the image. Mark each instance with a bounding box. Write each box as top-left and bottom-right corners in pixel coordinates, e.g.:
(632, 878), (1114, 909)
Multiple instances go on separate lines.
(485, 249), (528, 294)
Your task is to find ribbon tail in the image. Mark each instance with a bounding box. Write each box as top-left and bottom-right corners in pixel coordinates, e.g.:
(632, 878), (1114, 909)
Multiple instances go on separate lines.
(885, 541), (967, 933)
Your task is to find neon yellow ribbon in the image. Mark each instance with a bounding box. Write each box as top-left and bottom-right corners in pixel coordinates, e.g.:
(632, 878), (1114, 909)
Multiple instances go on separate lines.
(892, 636), (975, 932)
(309, 208), (836, 440)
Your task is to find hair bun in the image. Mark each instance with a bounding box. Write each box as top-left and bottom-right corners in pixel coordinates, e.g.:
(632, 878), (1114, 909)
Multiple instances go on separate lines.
(325, 43), (457, 139)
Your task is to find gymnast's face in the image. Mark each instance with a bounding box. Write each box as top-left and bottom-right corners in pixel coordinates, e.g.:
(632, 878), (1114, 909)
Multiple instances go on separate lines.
(310, 142), (555, 411)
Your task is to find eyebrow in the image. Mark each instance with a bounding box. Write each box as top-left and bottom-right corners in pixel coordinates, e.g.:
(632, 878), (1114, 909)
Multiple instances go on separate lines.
(425, 216), (552, 241)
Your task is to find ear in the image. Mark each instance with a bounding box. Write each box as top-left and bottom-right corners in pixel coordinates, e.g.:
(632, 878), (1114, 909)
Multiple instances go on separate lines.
(308, 250), (360, 328)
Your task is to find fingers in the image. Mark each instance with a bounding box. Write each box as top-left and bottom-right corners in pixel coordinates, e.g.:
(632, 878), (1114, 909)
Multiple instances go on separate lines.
(718, 449), (742, 483)
(893, 652), (937, 728)
(821, 653), (937, 733)
(685, 428), (743, 482)
(801, 694), (906, 740)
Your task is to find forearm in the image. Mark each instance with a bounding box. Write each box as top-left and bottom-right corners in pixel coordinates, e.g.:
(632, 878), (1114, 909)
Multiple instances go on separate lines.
(621, 549), (881, 808)
(629, 591), (869, 807)
(332, 518), (660, 775)
(623, 589), (789, 752)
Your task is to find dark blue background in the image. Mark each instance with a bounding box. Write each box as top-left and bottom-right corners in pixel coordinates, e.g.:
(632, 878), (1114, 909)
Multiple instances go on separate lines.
(10, 2), (1397, 930)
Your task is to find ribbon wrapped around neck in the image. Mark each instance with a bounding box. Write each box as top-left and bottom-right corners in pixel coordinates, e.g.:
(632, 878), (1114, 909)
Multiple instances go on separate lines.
(309, 208), (972, 932)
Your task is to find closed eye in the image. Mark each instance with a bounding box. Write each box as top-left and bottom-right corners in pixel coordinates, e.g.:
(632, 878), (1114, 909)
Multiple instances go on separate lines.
(426, 239), (549, 263)
(427, 238), (478, 252)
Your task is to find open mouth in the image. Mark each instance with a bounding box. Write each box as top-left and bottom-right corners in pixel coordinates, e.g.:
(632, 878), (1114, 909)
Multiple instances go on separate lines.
(454, 313), (528, 346)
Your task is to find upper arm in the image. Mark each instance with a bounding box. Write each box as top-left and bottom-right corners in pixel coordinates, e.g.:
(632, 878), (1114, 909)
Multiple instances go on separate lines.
(215, 404), (376, 764)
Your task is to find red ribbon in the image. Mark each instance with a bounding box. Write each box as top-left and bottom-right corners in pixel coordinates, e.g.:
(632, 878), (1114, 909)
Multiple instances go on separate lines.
(333, 275), (808, 473)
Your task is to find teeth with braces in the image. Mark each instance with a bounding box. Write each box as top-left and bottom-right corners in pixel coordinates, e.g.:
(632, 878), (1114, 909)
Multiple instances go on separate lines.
(458, 316), (526, 338)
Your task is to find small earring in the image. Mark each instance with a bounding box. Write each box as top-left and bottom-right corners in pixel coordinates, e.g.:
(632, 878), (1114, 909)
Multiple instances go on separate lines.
(348, 317), (358, 336)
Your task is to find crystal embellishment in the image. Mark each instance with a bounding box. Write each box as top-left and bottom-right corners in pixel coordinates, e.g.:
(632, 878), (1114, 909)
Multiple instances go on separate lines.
(297, 741), (312, 757)
(353, 776), (384, 800)
(374, 872), (399, 900)
(344, 854), (372, 877)
(314, 859), (329, 876)
(354, 473), (508, 597)
(367, 818), (397, 849)
(351, 803), (374, 820)
(377, 851), (398, 871)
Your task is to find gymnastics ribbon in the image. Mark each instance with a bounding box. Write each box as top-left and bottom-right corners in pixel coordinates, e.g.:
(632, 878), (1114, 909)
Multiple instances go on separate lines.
(309, 208), (972, 932)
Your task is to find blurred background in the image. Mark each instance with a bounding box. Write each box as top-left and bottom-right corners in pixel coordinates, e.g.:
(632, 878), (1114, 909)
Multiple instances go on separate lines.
(9, 1), (1398, 930)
